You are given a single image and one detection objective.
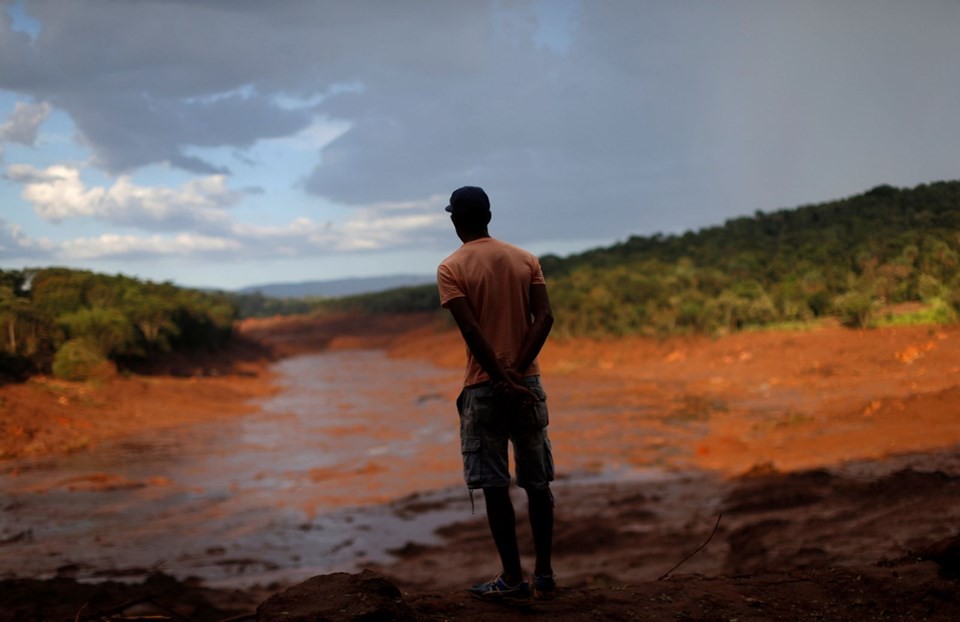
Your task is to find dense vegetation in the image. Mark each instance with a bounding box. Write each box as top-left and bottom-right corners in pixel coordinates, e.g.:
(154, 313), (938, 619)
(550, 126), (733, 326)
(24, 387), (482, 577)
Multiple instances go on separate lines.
(228, 284), (442, 318)
(0, 268), (236, 381)
(5, 180), (957, 382)
(313, 180), (960, 336)
(227, 291), (324, 319)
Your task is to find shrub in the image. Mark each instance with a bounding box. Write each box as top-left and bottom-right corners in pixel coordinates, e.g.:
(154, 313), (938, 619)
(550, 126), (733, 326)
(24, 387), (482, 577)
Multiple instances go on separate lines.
(832, 291), (877, 328)
(52, 339), (115, 381)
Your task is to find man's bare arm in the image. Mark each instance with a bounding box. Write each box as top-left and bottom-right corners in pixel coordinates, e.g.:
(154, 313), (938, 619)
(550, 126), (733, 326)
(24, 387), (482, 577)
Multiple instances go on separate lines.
(446, 297), (535, 399)
(446, 296), (513, 384)
(510, 283), (554, 375)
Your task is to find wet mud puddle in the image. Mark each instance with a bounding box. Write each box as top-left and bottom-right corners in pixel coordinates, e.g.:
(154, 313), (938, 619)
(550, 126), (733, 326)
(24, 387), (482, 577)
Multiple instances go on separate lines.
(0, 351), (474, 586)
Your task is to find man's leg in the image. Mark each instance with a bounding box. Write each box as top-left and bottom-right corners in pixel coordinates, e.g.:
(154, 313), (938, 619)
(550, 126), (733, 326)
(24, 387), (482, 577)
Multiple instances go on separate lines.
(512, 376), (554, 581)
(482, 486), (523, 585)
(526, 486), (554, 577)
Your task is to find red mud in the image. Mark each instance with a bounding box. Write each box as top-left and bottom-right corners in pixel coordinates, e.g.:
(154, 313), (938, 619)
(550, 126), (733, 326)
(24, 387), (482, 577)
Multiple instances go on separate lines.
(3, 313), (960, 620)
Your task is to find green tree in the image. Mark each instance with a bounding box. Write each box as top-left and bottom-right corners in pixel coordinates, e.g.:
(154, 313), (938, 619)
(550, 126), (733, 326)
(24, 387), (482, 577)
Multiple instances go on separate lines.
(122, 289), (179, 352)
(57, 307), (138, 358)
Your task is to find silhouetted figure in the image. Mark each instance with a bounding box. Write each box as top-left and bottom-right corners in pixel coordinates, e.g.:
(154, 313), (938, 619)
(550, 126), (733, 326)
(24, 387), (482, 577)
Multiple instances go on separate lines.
(437, 186), (556, 603)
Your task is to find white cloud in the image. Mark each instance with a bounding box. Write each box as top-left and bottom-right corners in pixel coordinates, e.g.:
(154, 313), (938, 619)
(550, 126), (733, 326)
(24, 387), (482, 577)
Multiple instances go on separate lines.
(228, 194), (448, 255)
(51, 202), (447, 261)
(0, 101), (51, 145)
(60, 232), (241, 260)
(1, 167), (447, 263)
(0, 217), (55, 260)
(338, 195), (447, 249)
(6, 164), (241, 232)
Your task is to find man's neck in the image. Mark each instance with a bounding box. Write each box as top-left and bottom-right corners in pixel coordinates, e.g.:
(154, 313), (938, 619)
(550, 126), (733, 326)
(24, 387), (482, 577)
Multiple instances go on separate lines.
(460, 230), (491, 244)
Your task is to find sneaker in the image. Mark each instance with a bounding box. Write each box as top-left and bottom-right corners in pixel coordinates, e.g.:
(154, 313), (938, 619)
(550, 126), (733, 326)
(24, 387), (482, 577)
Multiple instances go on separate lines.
(532, 573), (557, 599)
(468, 574), (532, 604)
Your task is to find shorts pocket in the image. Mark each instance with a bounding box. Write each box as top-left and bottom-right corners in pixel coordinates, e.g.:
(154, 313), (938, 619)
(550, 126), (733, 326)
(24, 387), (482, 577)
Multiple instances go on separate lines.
(527, 384), (549, 428)
(461, 436), (481, 455)
(533, 400), (549, 428)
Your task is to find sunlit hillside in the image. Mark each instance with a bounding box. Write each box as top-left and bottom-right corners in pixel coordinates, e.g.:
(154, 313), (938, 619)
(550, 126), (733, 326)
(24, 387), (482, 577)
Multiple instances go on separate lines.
(303, 180), (960, 335)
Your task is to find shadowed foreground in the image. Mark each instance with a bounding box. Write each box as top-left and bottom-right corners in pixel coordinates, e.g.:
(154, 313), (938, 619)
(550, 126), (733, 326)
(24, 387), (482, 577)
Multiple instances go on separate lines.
(4, 454), (959, 621)
(2, 557), (958, 622)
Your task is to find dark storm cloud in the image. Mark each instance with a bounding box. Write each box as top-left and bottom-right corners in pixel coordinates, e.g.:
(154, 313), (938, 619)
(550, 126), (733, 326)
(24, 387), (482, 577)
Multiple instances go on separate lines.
(2, 0), (960, 248)
(304, 0), (960, 242)
(0, 0), (497, 176)
(66, 90), (312, 174)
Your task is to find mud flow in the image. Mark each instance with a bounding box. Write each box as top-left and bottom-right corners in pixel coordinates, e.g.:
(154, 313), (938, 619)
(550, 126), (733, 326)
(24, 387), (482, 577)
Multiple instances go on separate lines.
(1, 351), (471, 585)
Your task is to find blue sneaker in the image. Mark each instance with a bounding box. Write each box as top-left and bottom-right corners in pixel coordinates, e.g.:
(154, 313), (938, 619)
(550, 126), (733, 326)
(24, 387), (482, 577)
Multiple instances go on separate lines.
(468, 575), (532, 604)
(532, 573), (557, 599)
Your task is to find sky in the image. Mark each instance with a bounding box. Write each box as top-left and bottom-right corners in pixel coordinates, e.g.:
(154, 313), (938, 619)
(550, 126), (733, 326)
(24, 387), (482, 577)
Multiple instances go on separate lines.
(1, 0), (959, 291)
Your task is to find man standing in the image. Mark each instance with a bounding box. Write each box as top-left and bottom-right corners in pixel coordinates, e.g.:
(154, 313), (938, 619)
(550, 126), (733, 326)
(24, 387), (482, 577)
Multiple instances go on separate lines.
(436, 186), (556, 603)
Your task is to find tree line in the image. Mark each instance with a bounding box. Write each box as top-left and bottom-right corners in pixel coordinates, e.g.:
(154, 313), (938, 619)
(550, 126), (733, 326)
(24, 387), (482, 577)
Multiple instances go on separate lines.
(0, 268), (235, 381)
(542, 181), (960, 336)
(7, 179), (957, 382)
(287, 180), (960, 336)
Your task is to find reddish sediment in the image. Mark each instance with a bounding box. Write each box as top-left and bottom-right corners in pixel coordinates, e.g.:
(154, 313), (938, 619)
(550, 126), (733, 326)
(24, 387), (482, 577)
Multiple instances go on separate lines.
(3, 313), (960, 620)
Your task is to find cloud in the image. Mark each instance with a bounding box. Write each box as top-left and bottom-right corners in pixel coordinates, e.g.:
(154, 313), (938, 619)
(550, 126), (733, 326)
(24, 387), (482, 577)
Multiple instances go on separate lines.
(302, 0), (960, 242)
(69, 90), (314, 174)
(0, 1), (487, 174)
(5, 159), (448, 255)
(5, 164), (242, 232)
(229, 194), (448, 255)
(51, 196), (447, 262)
(0, 101), (51, 145)
(2, 0), (959, 257)
(0, 217), (54, 261)
(1, 160), (447, 262)
(60, 232), (241, 260)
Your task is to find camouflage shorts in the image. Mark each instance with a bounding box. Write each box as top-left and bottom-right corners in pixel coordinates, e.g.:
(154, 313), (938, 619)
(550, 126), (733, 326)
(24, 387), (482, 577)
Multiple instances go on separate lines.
(456, 376), (554, 490)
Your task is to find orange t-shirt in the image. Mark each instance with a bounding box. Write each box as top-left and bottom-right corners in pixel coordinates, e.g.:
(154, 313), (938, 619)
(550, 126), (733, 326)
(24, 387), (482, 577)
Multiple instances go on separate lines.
(437, 237), (547, 387)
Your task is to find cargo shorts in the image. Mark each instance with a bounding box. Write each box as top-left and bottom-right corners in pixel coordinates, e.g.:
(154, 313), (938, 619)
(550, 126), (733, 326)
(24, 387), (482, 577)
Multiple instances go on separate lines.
(456, 375), (555, 490)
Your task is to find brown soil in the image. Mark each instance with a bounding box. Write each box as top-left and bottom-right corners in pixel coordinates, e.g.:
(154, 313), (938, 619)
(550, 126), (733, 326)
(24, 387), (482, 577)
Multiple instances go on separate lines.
(0, 334), (278, 461)
(3, 313), (960, 620)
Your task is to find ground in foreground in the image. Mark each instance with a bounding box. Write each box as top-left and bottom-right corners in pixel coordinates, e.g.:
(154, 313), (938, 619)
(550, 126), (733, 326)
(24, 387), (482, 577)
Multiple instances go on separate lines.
(2, 558), (957, 622)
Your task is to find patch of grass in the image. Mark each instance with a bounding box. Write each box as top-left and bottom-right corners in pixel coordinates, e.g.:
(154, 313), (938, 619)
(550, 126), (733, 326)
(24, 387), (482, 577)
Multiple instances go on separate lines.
(870, 298), (957, 328)
(741, 319), (824, 333)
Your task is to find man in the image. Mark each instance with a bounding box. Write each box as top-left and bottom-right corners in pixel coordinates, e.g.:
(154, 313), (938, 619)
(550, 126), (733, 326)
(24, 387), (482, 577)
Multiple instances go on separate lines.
(436, 185), (556, 603)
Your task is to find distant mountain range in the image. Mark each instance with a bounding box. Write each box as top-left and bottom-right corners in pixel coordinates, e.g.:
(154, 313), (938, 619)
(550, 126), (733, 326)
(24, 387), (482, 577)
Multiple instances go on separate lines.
(237, 274), (435, 299)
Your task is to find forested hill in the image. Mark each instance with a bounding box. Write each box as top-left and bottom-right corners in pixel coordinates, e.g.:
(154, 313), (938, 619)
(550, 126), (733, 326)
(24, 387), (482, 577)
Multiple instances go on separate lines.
(539, 180), (960, 335)
(0, 268), (236, 381)
(325, 180), (960, 336)
(541, 181), (960, 281)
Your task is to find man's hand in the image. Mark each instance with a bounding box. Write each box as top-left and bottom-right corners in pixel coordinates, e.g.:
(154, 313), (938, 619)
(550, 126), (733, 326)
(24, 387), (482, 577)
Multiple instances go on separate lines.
(503, 365), (524, 385)
(493, 375), (538, 406)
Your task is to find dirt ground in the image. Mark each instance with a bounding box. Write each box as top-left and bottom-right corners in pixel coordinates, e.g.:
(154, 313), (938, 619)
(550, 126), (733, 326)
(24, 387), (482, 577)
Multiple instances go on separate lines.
(3, 312), (960, 620)
(0, 335), (279, 462)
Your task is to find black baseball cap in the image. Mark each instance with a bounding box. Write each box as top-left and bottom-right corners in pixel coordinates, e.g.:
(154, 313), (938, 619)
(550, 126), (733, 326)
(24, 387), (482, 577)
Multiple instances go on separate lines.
(445, 186), (490, 215)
